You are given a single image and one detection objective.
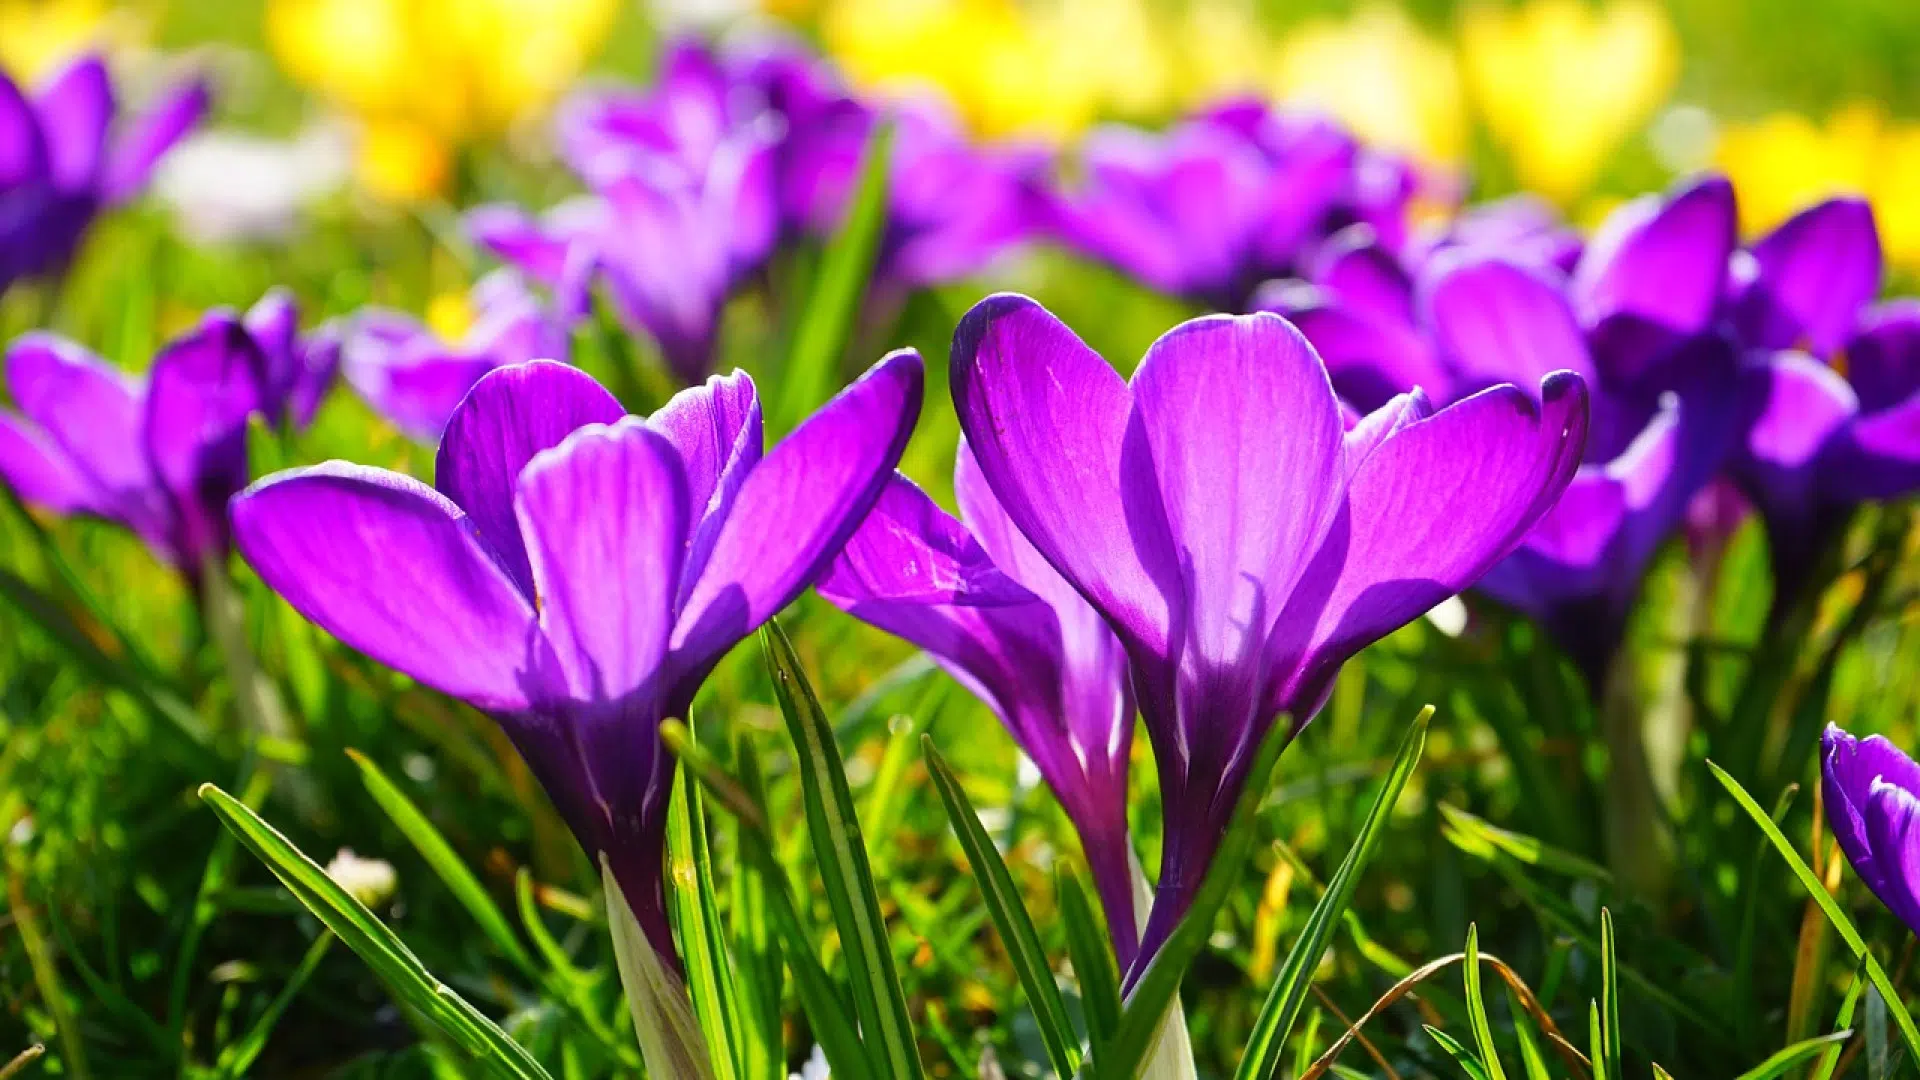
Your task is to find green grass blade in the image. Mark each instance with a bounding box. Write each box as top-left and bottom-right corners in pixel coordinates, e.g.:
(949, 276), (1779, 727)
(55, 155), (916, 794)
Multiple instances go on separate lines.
(923, 736), (1081, 1078)
(1733, 1031), (1853, 1080)
(213, 932), (333, 1079)
(1058, 862), (1122, 1055)
(728, 733), (786, 1080)
(1588, 1002), (1604, 1080)
(347, 749), (537, 979)
(1463, 926), (1509, 1080)
(197, 784), (554, 1080)
(668, 761), (747, 1080)
(1599, 909), (1621, 1080)
(1507, 988), (1551, 1080)
(1436, 803), (1612, 883)
(761, 621), (923, 1080)
(1812, 964), (1867, 1080)
(1234, 706), (1432, 1080)
(1426, 1025), (1496, 1080)
(776, 119), (893, 431)
(1708, 760), (1920, 1063)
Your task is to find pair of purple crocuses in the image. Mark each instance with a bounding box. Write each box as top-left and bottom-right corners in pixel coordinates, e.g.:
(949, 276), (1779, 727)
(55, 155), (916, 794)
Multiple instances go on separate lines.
(222, 292), (1585, 982)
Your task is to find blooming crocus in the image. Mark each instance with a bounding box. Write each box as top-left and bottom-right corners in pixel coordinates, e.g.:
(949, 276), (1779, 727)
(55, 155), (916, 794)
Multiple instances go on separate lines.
(1277, 175), (1742, 688)
(950, 293), (1586, 970)
(245, 288), (341, 431)
(1043, 104), (1408, 311)
(341, 270), (568, 441)
(0, 52), (207, 293)
(231, 353), (923, 963)
(1724, 198), (1920, 606)
(1460, 0), (1679, 204)
(0, 306), (286, 579)
(1823, 724), (1920, 937)
(818, 444), (1139, 962)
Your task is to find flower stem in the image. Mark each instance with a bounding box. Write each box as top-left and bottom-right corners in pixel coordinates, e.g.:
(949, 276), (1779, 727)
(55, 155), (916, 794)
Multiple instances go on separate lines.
(199, 556), (297, 746)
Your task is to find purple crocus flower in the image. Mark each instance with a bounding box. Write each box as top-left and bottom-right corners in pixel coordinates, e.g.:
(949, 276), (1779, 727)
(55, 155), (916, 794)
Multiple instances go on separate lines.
(231, 353), (924, 963)
(341, 270), (570, 442)
(1823, 724), (1920, 937)
(1276, 175), (1743, 688)
(469, 123), (778, 385)
(245, 288), (341, 430)
(1721, 199), (1920, 607)
(949, 293), (1587, 971)
(0, 305), (290, 579)
(1043, 103), (1406, 311)
(1, 53), (209, 293)
(818, 443), (1140, 963)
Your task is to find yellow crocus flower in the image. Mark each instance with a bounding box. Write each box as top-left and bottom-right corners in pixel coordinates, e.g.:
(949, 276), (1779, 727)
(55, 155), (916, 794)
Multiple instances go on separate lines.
(267, 0), (615, 200)
(1716, 103), (1920, 273)
(1460, 0), (1678, 204)
(1273, 4), (1467, 166)
(0, 0), (136, 83)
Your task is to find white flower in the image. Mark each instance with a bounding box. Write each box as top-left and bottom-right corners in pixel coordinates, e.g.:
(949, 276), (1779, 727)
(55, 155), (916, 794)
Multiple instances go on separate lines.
(325, 848), (397, 908)
(789, 1045), (829, 1080)
(154, 123), (350, 244)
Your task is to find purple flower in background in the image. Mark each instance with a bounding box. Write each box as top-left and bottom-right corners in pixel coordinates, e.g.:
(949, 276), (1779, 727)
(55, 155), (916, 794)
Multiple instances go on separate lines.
(1042, 102), (1411, 311)
(1275, 175), (1743, 688)
(231, 354), (924, 963)
(342, 270), (569, 441)
(780, 95), (1045, 291)
(245, 288), (340, 429)
(0, 307), (288, 578)
(819, 444), (1140, 963)
(470, 118), (778, 384)
(1823, 724), (1920, 937)
(1721, 199), (1920, 607)
(950, 294), (1586, 972)
(1, 53), (209, 293)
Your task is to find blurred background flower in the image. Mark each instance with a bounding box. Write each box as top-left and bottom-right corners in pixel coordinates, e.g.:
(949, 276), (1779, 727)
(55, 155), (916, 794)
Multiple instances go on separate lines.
(0, 0), (140, 82)
(265, 0), (617, 200)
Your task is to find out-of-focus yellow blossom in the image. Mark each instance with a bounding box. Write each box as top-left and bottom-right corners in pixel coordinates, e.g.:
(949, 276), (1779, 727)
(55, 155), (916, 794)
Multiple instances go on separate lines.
(267, 0), (615, 200)
(1716, 104), (1920, 273)
(425, 287), (476, 343)
(1272, 4), (1467, 165)
(1460, 0), (1678, 204)
(822, 0), (1280, 140)
(0, 0), (138, 82)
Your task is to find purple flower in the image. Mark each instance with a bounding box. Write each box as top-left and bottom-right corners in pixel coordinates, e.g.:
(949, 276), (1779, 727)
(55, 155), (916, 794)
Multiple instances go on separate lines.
(0, 301), (308, 577)
(780, 96), (1046, 291)
(1042, 102), (1408, 311)
(1, 53), (208, 293)
(230, 353), (924, 963)
(1823, 724), (1920, 937)
(470, 125), (778, 385)
(949, 293), (1587, 971)
(245, 288), (341, 430)
(1277, 175), (1743, 687)
(341, 270), (570, 442)
(818, 444), (1140, 963)
(1722, 199), (1920, 605)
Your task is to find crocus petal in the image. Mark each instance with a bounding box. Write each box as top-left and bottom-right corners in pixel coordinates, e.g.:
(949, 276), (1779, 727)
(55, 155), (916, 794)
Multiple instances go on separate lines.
(672, 350), (922, 670)
(0, 73), (47, 185)
(6, 334), (152, 498)
(1311, 227), (1414, 327)
(1865, 779), (1920, 935)
(0, 412), (95, 511)
(1573, 175), (1736, 381)
(516, 420), (689, 700)
(648, 369), (763, 602)
(231, 463), (545, 711)
(1738, 352), (1858, 472)
(1285, 303), (1447, 414)
(1848, 301), (1920, 414)
(349, 350), (502, 443)
(103, 74), (209, 203)
(952, 293), (1173, 656)
(467, 203), (576, 286)
(1732, 197), (1881, 357)
(1130, 312), (1347, 720)
(1823, 725), (1920, 906)
(143, 315), (267, 565)
(435, 361), (626, 595)
(1271, 374), (1589, 716)
(35, 55), (113, 190)
(1424, 255), (1594, 394)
